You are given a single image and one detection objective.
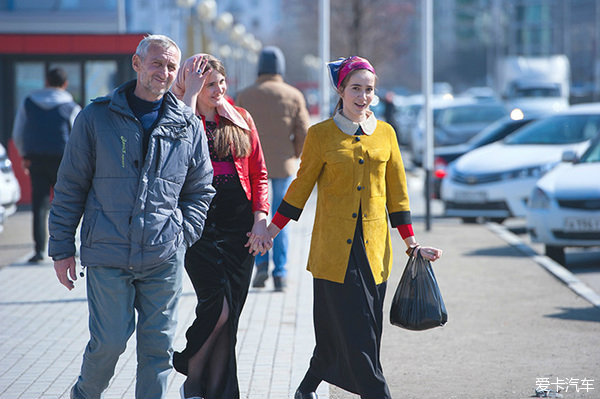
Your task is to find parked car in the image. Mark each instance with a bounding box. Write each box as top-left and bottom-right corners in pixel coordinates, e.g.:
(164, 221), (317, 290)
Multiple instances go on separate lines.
(526, 134), (600, 265)
(441, 103), (600, 223)
(0, 142), (20, 217)
(395, 94), (423, 147)
(411, 98), (508, 165)
(432, 115), (537, 198)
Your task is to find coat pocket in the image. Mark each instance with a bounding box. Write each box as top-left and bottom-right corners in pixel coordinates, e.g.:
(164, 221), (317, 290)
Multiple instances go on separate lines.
(323, 149), (354, 195)
(367, 147), (390, 197)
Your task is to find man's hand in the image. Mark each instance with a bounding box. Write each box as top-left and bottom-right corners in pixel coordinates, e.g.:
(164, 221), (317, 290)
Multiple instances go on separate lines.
(54, 256), (77, 290)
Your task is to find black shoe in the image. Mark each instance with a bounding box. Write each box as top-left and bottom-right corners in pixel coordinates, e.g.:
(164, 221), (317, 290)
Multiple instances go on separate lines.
(273, 276), (286, 292)
(252, 265), (269, 288)
(294, 389), (318, 399)
(28, 253), (44, 263)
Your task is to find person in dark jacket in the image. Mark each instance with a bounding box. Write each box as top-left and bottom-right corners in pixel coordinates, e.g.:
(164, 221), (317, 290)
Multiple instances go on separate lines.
(171, 53), (270, 399)
(48, 35), (216, 399)
(12, 67), (81, 262)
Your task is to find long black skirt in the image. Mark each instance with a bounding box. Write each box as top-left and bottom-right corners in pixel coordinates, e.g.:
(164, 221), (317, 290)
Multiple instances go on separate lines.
(173, 182), (254, 399)
(307, 215), (391, 399)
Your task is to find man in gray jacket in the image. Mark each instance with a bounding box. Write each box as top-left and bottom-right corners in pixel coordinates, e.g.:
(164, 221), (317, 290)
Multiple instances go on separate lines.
(49, 35), (215, 399)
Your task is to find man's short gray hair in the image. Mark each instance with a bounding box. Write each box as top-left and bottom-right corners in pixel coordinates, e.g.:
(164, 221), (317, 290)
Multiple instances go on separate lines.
(135, 34), (181, 60)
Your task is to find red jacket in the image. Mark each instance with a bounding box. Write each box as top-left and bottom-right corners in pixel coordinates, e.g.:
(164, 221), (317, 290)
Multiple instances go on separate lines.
(203, 106), (269, 214)
(233, 106), (269, 214)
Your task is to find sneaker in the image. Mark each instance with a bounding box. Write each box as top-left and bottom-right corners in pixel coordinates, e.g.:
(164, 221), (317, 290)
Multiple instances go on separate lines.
(273, 276), (286, 292)
(252, 264), (269, 288)
(28, 253), (44, 263)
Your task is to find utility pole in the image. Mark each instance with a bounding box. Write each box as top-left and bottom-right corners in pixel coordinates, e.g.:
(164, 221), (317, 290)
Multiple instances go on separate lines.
(319, 0), (330, 120)
(422, 0), (433, 231)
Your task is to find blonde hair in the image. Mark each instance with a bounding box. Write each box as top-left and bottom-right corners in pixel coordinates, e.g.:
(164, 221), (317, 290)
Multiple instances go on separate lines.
(204, 56), (251, 158)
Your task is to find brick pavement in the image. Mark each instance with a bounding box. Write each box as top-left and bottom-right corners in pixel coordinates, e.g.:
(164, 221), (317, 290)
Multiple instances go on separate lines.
(0, 193), (328, 399)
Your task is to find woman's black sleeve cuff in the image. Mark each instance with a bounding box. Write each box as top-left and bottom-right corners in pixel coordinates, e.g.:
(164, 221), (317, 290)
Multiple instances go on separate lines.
(277, 200), (303, 221)
(389, 211), (412, 227)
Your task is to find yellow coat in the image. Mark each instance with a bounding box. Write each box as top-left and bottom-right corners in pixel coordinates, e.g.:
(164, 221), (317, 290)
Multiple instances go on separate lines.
(281, 118), (411, 284)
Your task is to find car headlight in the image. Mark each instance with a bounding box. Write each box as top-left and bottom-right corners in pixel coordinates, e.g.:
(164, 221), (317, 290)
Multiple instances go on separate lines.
(500, 162), (557, 181)
(0, 157), (12, 173)
(528, 187), (551, 209)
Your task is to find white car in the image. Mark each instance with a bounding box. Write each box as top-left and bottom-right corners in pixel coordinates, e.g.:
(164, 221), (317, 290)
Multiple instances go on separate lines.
(411, 97), (507, 165)
(526, 136), (600, 264)
(441, 103), (600, 223)
(0, 143), (20, 218)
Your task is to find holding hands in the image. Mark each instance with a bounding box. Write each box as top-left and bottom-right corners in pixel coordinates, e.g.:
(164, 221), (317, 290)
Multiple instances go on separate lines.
(245, 213), (274, 256)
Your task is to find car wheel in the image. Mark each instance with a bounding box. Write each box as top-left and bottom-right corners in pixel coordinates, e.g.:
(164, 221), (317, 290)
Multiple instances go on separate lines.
(461, 217), (478, 224)
(545, 245), (566, 265)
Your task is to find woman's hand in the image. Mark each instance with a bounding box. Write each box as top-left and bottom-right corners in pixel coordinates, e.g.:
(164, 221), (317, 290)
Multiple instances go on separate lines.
(416, 246), (443, 262)
(182, 56), (211, 109)
(244, 212), (272, 256)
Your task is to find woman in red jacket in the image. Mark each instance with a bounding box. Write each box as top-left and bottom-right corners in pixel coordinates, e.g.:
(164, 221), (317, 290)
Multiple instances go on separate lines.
(171, 54), (270, 399)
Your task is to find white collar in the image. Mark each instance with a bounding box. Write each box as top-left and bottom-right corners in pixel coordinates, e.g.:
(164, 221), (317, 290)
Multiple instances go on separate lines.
(333, 110), (377, 136)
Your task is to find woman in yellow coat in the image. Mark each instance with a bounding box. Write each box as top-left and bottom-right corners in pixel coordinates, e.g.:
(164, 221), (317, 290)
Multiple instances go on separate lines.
(263, 56), (443, 399)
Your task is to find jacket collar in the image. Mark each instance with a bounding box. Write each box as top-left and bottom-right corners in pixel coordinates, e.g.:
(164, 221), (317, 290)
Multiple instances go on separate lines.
(333, 109), (377, 136)
(256, 74), (283, 84)
(104, 80), (190, 139)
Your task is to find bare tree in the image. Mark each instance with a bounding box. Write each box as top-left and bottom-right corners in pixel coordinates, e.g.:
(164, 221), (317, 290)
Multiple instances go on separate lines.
(273, 0), (417, 90)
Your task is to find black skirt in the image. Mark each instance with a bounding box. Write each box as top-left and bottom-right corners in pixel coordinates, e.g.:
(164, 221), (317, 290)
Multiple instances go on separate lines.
(307, 214), (391, 399)
(173, 181), (254, 399)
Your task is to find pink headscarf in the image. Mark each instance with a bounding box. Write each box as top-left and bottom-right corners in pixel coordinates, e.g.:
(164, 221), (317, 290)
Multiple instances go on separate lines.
(327, 56), (375, 90)
(172, 53), (250, 131)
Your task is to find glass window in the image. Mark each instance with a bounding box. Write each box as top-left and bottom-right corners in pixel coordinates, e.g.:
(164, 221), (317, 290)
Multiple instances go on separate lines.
(85, 60), (118, 104)
(14, 62), (45, 110)
(49, 62), (82, 104)
(580, 138), (600, 163)
(506, 115), (600, 145)
(439, 105), (506, 125)
(1, 0), (116, 11)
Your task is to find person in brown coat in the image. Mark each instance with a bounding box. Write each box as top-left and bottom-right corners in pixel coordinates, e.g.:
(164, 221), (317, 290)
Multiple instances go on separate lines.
(236, 46), (310, 291)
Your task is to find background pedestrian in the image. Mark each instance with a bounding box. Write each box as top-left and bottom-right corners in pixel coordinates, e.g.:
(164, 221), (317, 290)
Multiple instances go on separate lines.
(265, 56), (442, 399)
(171, 53), (270, 399)
(48, 35), (215, 399)
(12, 67), (81, 263)
(237, 46), (310, 291)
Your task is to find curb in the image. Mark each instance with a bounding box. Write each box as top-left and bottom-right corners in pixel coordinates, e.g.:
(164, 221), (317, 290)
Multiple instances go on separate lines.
(486, 222), (600, 308)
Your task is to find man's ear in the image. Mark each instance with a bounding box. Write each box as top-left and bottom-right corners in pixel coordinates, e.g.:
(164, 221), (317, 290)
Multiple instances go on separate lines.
(132, 54), (141, 73)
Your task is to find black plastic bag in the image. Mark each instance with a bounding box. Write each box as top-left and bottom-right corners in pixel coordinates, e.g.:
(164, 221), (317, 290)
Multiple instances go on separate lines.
(390, 250), (447, 330)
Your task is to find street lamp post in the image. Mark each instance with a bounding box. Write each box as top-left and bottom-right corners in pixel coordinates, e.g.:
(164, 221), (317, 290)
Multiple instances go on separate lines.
(176, 0), (196, 57)
(196, 0), (216, 52)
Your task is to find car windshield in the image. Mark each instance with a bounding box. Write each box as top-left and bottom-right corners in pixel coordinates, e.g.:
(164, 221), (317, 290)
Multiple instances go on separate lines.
(467, 118), (532, 147)
(437, 105), (506, 126)
(504, 114), (600, 145)
(514, 86), (561, 97)
(579, 137), (600, 163)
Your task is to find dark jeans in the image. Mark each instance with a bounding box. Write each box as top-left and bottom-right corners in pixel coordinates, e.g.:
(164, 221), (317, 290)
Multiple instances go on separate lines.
(28, 155), (62, 255)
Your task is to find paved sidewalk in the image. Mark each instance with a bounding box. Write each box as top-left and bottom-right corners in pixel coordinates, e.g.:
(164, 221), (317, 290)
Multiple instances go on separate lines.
(0, 193), (327, 399)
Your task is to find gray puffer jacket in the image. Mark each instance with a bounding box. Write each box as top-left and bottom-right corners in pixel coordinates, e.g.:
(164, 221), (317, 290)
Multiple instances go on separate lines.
(48, 80), (215, 270)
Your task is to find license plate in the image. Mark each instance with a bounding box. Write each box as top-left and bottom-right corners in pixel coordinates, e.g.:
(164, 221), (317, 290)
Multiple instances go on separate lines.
(563, 217), (600, 232)
(454, 190), (487, 203)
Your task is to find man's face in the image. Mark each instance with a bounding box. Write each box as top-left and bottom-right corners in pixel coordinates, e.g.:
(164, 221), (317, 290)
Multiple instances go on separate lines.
(132, 43), (181, 101)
